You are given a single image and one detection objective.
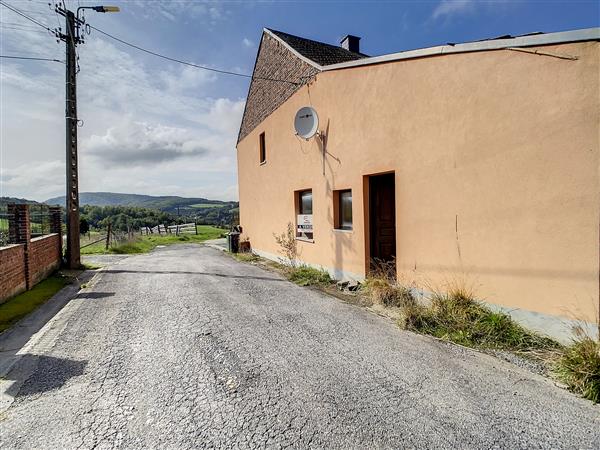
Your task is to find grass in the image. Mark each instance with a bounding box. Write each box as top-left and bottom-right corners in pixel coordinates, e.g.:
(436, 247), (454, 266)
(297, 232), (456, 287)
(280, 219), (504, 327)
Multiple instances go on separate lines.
(399, 289), (559, 351)
(231, 251), (331, 287)
(0, 274), (70, 333)
(189, 203), (221, 209)
(81, 226), (223, 255)
(233, 252), (262, 263)
(363, 277), (415, 307)
(286, 265), (332, 286)
(555, 328), (600, 403)
(361, 259), (415, 308)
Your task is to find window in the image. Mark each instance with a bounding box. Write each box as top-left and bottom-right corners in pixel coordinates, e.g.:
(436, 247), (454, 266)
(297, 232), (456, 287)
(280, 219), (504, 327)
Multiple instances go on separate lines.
(296, 189), (313, 240)
(334, 189), (352, 230)
(300, 190), (312, 214)
(259, 132), (266, 164)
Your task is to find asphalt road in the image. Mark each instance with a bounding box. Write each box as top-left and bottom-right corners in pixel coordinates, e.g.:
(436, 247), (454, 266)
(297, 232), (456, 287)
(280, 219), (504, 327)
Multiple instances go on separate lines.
(1, 245), (599, 449)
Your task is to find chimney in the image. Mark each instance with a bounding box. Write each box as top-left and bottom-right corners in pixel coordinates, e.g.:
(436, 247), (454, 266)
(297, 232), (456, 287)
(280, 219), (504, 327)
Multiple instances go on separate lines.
(340, 35), (360, 53)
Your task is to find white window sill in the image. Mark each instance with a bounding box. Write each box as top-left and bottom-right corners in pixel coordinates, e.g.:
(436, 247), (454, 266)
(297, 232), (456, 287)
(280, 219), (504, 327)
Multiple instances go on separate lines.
(333, 228), (353, 233)
(296, 237), (314, 243)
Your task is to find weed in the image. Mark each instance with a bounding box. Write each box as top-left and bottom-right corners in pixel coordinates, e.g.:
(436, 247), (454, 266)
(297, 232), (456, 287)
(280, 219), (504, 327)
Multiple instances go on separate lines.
(287, 265), (331, 286)
(555, 327), (600, 403)
(363, 258), (415, 307)
(274, 222), (298, 267)
(398, 289), (558, 351)
(233, 252), (261, 263)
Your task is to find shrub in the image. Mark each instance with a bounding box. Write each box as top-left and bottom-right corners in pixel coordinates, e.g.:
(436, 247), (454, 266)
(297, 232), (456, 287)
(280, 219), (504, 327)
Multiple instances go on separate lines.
(274, 222), (298, 267)
(287, 265), (331, 286)
(555, 328), (600, 403)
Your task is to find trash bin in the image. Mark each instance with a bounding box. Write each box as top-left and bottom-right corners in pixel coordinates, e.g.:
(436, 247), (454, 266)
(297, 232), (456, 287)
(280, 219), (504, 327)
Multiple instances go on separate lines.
(227, 231), (240, 253)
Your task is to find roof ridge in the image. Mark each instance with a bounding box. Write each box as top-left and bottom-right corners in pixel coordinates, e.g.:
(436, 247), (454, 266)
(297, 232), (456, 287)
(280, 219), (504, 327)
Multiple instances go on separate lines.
(265, 28), (367, 58)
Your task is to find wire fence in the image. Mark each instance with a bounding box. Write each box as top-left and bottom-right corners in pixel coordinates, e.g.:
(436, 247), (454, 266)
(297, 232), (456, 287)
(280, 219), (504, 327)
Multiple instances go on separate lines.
(0, 204), (58, 246)
(29, 204), (53, 237)
(0, 206), (11, 247)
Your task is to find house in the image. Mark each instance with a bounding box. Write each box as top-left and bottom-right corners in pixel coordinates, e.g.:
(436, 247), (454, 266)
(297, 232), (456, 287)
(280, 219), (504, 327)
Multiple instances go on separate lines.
(236, 28), (600, 341)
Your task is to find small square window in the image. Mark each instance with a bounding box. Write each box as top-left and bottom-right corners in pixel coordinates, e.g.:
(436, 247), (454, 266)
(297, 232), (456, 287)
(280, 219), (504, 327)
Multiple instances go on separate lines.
(259, 132), (266, 165)
(334, 189), (352, 230)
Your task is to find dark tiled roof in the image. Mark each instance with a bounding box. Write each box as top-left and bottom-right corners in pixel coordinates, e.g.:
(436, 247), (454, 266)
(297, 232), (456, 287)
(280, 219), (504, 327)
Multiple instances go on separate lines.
(267, 29), (368, 66)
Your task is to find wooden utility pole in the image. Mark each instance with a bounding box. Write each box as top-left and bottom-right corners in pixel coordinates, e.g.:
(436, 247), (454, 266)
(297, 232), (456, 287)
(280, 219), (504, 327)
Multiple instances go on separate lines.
(57, 6), (82, 269)
(54, 3), (120, 268)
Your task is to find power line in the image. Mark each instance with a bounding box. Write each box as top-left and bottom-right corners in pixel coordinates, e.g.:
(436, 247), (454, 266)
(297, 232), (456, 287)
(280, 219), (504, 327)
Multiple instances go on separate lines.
(0, 54), (63, 63)
(0, 1), (54, 32)
(2, 1), (301, 85)
(88, 25), (300, 86)
(0, 24), (51, 33)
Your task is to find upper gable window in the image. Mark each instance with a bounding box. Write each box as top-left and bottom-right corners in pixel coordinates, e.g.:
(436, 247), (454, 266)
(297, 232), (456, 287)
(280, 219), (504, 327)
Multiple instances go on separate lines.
(259, 132), (266, 165)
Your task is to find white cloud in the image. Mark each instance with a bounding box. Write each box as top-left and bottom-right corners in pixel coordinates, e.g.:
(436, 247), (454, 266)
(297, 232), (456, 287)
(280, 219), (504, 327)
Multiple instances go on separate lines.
(132, 0), (226, 25)
(1, 24), (244, 202)
(1, 161), (64, 199)
(85, 119), (208, 166)
(198, 98), (245, 134)
(432, 0), (475, 20)
(242, 37), (255, 48)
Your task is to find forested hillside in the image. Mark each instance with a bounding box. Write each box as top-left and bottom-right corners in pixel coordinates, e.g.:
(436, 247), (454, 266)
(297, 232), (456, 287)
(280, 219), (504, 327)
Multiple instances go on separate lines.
(46, 192), (239, 227)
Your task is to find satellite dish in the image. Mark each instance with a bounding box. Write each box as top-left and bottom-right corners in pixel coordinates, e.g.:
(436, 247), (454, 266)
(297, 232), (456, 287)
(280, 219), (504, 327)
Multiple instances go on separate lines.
(294, 106), (319, 139)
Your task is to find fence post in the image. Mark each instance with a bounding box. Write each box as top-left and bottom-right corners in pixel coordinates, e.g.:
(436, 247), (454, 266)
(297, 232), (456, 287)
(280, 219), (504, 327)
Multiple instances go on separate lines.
(49, 206), (63, 258)
(105, 222), (112, 250)
(8, 203), (31, 289)
(195, 221), (198, 235)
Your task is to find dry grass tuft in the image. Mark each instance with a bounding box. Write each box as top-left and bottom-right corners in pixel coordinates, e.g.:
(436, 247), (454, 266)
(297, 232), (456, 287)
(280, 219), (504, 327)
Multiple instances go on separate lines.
(362, 259), (416, 308)
(555, 327), (600, 403)
(400, 289), (559, 351)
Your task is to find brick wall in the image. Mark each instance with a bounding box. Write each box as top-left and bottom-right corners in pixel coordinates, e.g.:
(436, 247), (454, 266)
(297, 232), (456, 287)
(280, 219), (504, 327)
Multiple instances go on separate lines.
(238, 32), (318, 143)
(29, 234), (61, 287)
(0, 244), (27, 302)
(0, 205), (63, 304)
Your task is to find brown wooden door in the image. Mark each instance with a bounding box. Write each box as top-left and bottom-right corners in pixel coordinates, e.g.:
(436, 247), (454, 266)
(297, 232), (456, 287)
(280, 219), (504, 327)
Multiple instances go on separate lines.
(369, 173), (396, 264)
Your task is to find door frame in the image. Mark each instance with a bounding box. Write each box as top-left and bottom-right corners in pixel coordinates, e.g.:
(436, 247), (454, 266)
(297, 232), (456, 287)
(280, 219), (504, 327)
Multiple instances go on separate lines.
(363, 171), (396, 275)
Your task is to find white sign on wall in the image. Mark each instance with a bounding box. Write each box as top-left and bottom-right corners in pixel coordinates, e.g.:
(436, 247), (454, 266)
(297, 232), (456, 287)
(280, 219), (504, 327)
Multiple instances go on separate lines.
(297, 214), (313, 233)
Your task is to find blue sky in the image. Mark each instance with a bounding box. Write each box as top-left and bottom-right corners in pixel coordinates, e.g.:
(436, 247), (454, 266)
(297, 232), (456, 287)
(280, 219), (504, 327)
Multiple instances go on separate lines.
(1, 0), (598, 201)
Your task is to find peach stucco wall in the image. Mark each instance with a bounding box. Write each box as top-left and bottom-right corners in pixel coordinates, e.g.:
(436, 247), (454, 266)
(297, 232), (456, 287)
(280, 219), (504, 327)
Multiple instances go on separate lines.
(237, 41), (600, 324)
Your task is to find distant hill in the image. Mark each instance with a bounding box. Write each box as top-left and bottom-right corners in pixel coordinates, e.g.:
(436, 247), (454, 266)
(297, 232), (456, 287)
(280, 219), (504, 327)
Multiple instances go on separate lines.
(45, 192), (238, 225)
(0, 196), (41, 208)
(46, 192), (233, 210)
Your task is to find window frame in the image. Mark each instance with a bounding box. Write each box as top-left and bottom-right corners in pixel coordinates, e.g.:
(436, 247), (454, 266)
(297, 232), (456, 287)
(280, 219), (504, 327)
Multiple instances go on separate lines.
(259, 132), (266, 165)
(334, 189), (353, 231)
(296, 189), (314, 241)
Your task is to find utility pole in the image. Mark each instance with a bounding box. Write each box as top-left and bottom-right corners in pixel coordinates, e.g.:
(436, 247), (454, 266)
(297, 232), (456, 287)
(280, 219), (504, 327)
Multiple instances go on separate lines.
(54, 3), (119, 269)
(56, 5), (81, 269)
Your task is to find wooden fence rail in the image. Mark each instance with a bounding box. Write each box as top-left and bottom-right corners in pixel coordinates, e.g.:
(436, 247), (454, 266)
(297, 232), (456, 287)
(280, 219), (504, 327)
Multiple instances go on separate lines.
(141, 223), (198, 236)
